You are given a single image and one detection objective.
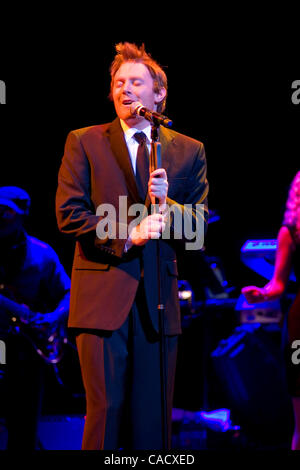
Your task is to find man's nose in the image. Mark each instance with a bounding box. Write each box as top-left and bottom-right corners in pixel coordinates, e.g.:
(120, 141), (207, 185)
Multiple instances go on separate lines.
(122, 80), (133, 95)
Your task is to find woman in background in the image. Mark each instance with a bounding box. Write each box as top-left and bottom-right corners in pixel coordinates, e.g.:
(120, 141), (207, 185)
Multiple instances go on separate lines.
(242, 171), (300, 450)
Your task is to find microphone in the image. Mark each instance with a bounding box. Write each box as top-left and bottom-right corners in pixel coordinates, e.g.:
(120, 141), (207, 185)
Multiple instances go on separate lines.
(130, 102), (173, 128)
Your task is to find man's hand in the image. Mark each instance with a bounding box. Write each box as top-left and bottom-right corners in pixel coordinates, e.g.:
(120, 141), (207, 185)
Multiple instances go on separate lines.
(128, 213), (166, 247)
(148, 169), (168, 206)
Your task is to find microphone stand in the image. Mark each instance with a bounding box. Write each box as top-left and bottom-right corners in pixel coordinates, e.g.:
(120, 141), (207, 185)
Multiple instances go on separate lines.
(150, 120), (168, 450)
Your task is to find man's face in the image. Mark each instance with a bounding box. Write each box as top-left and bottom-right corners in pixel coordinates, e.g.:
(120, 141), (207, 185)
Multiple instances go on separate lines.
(0, 206), (22, 238)
(112, 62), (166, 128)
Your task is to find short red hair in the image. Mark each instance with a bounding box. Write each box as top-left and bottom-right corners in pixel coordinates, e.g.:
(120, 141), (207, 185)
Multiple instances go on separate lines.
(109, 42), (168, 113)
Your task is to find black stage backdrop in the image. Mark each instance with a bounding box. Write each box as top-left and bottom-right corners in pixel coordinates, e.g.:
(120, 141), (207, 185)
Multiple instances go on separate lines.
(1, 42), (298, 291)
(1, 40), (299, 434)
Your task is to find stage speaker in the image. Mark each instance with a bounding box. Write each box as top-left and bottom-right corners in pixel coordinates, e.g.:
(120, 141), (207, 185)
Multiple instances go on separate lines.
(211, 324), (294, 443)
(38, 414), (84, 450)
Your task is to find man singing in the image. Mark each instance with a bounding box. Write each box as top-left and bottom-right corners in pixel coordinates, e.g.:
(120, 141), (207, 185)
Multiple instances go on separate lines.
(56, 42), (209, 450)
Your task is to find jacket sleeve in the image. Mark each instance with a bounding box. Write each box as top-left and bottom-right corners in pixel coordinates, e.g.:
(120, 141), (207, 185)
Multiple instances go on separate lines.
(56, 130), (127, 259)
(164, 141), (209, 251)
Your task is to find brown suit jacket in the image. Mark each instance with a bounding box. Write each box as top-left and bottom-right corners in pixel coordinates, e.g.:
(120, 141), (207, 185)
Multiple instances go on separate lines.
(56, 118), (208, 335)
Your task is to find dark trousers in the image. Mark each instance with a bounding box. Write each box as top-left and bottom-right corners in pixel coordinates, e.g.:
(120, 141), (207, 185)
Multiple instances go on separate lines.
(76, 281), (178, 450)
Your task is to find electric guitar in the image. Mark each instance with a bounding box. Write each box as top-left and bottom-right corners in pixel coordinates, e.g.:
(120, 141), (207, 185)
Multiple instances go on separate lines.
(0, 291), (67, 364)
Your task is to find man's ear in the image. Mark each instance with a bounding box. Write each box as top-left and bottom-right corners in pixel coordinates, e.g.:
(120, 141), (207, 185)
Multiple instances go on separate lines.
(154, 87), (167, 106)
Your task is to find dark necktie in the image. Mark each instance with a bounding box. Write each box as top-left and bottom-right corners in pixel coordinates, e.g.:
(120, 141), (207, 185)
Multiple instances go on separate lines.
(134, 132), (149, 201)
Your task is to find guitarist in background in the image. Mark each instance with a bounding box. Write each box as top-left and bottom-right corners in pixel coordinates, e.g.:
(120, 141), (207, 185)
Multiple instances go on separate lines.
(0, 186), (70, 450)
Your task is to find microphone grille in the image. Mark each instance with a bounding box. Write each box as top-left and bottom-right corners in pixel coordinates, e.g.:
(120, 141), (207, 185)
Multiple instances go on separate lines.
(130, 101), (143, 116)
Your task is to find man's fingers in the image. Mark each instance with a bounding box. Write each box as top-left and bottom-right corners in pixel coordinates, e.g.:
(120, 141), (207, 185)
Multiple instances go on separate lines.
(148, 224), (165, 235)
(146, 216), (166, 238)
(150, 168), (167, 179)
(130, 213), (166, 246)
(147, 213), (164, 223)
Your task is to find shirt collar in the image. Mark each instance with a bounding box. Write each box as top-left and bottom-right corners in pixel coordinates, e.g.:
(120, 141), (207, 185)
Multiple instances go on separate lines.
(120, 119), (152, 144)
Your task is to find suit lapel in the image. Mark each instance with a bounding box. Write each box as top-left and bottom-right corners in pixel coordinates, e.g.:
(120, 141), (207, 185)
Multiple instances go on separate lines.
(159, 126), (176, 176)
(107, 119), (176, 212)
(107, 118), (140, 204)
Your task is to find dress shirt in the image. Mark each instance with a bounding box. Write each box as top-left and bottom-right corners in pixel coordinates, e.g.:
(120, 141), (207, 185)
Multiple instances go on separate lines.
(120, 120), (151, 253)
(120, 120), (152, 175)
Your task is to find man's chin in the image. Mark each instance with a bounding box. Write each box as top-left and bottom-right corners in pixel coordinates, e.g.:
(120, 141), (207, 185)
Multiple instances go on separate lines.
(122, 114), (146, 128)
